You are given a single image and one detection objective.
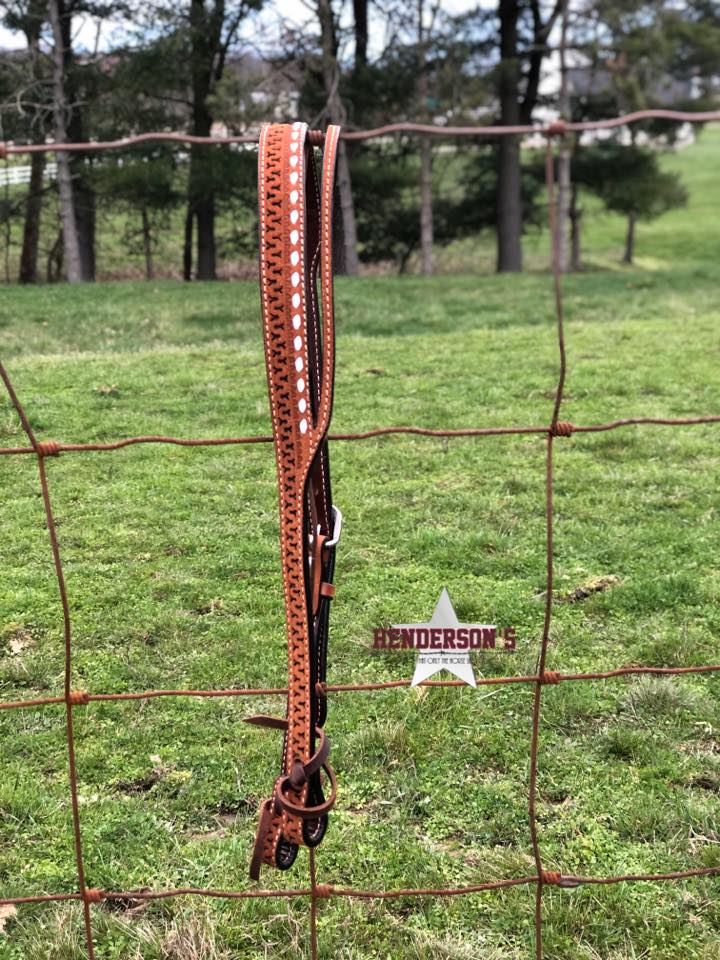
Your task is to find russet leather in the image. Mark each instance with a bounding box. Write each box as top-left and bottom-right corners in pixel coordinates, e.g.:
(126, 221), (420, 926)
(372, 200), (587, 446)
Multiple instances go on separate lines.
(250, 122), (341, 879)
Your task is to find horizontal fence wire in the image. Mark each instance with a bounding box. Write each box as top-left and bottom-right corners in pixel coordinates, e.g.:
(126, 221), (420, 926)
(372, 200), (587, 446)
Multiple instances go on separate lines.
(1, 415), (720, 457)
(0, 110), (718, 960)
(1, 108), (720, 155)
(3, 664), (720, 713)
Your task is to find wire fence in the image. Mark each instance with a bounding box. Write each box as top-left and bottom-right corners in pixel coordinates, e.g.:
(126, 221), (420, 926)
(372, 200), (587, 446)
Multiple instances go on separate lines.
(3, 108), (720, 282)
(1, 110), (719, 959)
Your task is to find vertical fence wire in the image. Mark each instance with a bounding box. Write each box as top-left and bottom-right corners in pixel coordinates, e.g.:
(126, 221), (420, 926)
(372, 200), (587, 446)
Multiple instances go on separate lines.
(0, 363), (96, 956)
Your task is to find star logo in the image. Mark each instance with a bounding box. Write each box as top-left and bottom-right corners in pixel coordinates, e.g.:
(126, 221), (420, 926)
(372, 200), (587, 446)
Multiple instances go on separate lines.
(394, 589), (484, 688)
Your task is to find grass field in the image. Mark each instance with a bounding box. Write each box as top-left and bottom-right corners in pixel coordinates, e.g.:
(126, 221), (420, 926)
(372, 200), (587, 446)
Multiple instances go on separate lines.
(0, 127), (719, 959)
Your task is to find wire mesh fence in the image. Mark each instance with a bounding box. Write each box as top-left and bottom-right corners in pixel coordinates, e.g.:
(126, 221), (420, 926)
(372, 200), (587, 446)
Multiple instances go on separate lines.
(1, 111), (719, 959)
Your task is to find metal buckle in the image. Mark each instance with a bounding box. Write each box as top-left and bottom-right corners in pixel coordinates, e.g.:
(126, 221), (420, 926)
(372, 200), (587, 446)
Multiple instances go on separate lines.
(324, 506), (342, 549)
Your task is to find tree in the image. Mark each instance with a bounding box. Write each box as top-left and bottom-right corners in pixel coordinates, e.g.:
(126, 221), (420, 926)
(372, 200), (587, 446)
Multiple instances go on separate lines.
(574, 143), (687, 264)
(415, 0), (443, 277)
(556, 0), (571, 273)
(1, 0), (50, 284)
(97, 148), (181, 279)
(128, 1), (263, 281)
(351, 140), (484, 273)
(48, 0), (82, 282)
(560, 0), (720, 268)
(496, 0), (562, 273)
(50, 0), (109, 281)
(186, 0), (263, 280)
(316, 0), (360, 276)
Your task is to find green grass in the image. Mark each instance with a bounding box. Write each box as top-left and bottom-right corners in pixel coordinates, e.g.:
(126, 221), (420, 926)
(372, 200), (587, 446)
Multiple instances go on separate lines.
(0, 127), (719, 959)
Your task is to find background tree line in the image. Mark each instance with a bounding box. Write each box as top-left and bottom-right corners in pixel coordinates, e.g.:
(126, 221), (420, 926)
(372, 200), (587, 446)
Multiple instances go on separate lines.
(0, 0), (718, 284)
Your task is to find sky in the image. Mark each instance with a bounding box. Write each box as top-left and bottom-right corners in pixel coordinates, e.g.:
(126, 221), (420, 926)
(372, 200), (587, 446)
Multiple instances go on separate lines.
(0, 0), (489, 55)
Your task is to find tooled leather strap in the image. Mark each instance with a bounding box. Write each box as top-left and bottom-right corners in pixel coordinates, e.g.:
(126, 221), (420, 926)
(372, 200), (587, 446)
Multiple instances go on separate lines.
(250, 122), (341, 880)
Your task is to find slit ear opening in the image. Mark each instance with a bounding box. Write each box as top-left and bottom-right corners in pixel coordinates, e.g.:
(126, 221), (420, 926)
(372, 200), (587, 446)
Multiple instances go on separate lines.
(275, 837), (299, 871)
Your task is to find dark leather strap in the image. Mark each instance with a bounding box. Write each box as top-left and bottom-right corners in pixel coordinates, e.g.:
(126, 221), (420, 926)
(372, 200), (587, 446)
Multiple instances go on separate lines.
(250, 122), (341, 880)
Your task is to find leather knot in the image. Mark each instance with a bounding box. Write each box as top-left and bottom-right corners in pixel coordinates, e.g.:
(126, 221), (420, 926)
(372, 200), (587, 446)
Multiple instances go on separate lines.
(315, 681), (328, 697)
(541, 870), (561, 886)
(36, 440), (61, 457)
(84, 888), (105, 903)
(540, 671), (560, 685)
(314, 883), (334, 899)
(289, 760), (307, 789)
(551, 422), (573, 438)
(308, 129), (325, 146)
(69, 690), (90, 705)
(546, 120), (567, 137)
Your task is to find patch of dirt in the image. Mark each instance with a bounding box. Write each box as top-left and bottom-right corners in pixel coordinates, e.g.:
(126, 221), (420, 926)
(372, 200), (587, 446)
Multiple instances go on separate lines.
(216, 798), (254, 817)
(560, 575), (621, 604)
(2, 623), (41, 656)
(114, 755), (174, 794)
(186, 814), (237, 842)
(193, 597), (224, 616)
(103, 889), (152, 916)
(0, 904), (17, 934)
(689, 776), (720, 794)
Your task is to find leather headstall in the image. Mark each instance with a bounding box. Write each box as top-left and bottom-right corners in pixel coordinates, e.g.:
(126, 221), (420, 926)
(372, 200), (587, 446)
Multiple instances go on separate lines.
(248, 122), (341, 879)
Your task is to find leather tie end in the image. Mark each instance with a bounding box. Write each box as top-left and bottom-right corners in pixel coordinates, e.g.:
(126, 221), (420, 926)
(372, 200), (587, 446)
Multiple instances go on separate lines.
(244, 715), (288, 731)
(249, 799), (274, 881)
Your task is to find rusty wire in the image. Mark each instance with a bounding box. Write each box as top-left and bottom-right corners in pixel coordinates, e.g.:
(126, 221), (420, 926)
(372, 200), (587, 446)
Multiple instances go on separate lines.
(2, 108), (720, 154)
(2, 414), (720, 458)
(1, 113), (719, 960)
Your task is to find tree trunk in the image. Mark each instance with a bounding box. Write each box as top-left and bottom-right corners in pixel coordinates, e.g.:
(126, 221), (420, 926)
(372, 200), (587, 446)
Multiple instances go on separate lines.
(556, 0), (571, 272)
(73, 176), (96, 281)
(195, 193), (216, 280)
(19, 152), (45, 284)
(623, 212), (636, 264)
(497, 133), (523, 272)
(57, 0), (95, 281)
(187, 141), (216, 280)
(417, 1), (434, 277)
(569, 183), (582, 271)
(48, 0), (81, 283)
(353, 0), (368, 68)
(186, 151), (216, 280)
(557, 141), (571, 272)
(317, 0), (360, 276)
(419, 136), (434, 276)
(496, 0), (523, 273)
(183, 204), (193, 281)
(19, 8), (46, 285)
(47, 228), (64, 282)
(335, 142), (360, 276)
(141, 206), (154, 280)
(187, 0), (217, 281)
